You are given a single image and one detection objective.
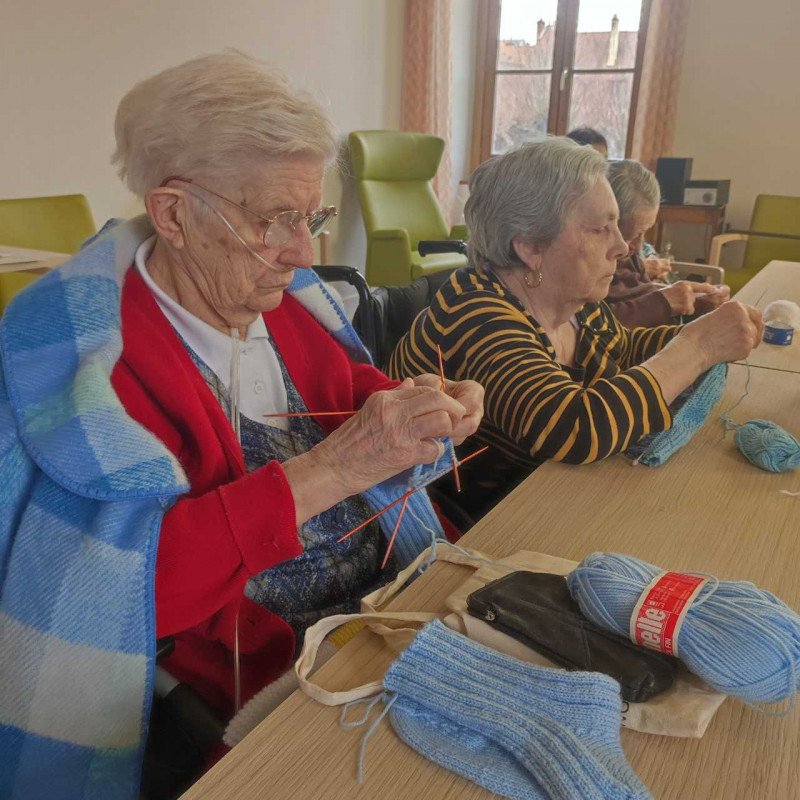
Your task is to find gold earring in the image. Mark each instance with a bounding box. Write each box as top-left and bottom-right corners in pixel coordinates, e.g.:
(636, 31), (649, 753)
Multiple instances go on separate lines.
(524, 268), (542, 288)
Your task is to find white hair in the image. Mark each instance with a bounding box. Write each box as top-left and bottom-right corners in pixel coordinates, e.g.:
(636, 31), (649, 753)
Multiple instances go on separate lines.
(606, 159), (661, 221)
(112, 52), (338, 197)
(465, 137), (607, 270)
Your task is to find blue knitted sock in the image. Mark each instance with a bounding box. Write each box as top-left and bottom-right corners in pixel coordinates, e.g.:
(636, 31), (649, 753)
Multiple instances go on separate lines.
(383, 620), (651, 800)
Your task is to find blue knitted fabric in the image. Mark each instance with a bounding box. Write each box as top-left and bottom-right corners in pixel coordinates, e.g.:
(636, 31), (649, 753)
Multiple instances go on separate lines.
(382, 620), (651, 800)
(625, 363), (727, 467)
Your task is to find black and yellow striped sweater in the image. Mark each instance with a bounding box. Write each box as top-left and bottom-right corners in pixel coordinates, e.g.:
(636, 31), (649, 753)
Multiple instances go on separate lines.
(388, 266), (680, 470)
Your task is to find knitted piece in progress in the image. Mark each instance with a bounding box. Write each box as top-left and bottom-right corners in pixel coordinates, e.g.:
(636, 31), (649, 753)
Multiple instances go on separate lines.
(626, 363), (727, 467)
(383, 620), (651, 800)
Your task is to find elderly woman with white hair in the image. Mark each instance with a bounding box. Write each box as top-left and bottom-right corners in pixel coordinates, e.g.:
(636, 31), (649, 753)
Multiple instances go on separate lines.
(0, 53), (483, 795)
(389, 138), (762, 516)
(606, 159), (731, 327)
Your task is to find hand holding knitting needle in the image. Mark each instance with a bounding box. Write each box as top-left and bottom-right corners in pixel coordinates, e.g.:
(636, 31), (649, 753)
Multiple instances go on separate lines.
(406, 374), (484, 445)
(680, 301), (764, 368)
(283, 379), (481, 524)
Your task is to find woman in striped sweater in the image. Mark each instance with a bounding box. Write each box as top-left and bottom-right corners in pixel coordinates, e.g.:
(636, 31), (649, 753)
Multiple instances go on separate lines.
(389, 138), (763, 516)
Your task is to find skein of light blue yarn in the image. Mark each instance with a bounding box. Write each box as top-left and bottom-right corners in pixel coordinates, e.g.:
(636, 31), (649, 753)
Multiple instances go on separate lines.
(566, 553), (800, 707)
(719, 361), (800, 473)
(724, 419), (800, 473)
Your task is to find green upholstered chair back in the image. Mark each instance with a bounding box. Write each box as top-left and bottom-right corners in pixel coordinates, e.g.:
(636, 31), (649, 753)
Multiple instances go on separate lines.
(0, 271), (39, 316)
(0, 194), (96, 255)
(350, 131), (450, 250)
(743, 194), (800, 269)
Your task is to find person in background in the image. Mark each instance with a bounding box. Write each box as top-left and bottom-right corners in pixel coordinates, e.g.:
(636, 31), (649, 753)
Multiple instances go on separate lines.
(566, 129), (666, 277)
(389, 139), (762, 517)
(606, 160), (730, 327)
(566, 126), (608, 158)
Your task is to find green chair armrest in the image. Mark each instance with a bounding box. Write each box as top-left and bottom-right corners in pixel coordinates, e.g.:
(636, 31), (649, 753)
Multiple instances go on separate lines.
(449, 224), (468, 241)
(366, 229), (413, 286)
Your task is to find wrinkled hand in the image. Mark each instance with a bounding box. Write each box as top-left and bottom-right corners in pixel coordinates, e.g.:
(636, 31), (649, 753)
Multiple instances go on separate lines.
(694, 284), (731, 314)
(660, 280), (719, 316)
(679, 301), (763, 368)
(644, 257), (672, 280)
(411, 374), (484, 445)
(313, 379), (472, 497)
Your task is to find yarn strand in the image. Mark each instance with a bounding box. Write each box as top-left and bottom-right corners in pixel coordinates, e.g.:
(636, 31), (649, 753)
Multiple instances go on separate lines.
(719, 361), (800, 473)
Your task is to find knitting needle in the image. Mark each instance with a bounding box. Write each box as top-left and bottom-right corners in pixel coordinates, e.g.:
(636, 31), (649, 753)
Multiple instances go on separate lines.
(337, 490), (413, 543)
(437, 344), (462, 493)
(336, 446), (488, 544)
(457, 445), (489, 466)
(381, 494), (410, 569)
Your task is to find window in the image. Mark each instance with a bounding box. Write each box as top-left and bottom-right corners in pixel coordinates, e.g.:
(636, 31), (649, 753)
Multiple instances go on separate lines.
(471, 0), (651, 165)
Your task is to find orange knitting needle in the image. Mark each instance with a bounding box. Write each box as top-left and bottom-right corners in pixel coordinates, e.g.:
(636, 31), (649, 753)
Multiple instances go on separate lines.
(381, 493), (410, 569)
(457, 445), (488, 466)
(336, 445), (489, 547)
(337, 489), (413, 543)
(437, 344), (462, 493)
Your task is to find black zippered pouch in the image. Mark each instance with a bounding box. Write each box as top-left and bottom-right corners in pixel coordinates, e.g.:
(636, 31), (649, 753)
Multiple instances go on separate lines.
(466, 571), (678, 703)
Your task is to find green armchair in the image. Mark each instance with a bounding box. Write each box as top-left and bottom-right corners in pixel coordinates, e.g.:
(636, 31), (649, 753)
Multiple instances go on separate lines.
(0, 193), (96, 315)
(0, 194), (96, 254)
(709, 194), (800, 294)
(349, 131), (468, 286)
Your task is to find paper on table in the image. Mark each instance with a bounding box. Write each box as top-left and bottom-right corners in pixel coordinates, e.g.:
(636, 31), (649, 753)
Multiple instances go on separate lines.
(0, 252), (40, 266)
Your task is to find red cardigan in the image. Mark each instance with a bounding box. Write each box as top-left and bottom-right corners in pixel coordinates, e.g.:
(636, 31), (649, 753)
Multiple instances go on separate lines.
(111, 269), (397, 718)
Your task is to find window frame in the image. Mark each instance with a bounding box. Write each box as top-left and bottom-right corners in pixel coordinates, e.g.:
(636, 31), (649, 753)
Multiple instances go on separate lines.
(470, 0), (652, 168)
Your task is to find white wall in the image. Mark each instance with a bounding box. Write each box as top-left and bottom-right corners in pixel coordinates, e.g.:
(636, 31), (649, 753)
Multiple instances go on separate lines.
(0, 0), (404, 269)
(670, 0), (800, 265)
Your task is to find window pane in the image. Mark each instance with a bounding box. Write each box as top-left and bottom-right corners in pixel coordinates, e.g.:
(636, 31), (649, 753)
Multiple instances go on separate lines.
(567, 72), (634, 159)
(492, 73), (552, 154)
(498, 0), (558, 70)
(573, 0), (643, 70)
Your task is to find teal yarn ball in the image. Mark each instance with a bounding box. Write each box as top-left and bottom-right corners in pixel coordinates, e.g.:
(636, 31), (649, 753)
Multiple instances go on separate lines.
(733, 419), (800, 473)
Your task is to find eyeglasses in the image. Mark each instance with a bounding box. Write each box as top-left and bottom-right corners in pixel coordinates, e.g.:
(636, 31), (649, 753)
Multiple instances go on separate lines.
(161, 176), (337, 249)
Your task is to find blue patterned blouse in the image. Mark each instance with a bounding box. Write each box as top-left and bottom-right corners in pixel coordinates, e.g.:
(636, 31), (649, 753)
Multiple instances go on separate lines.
(179, 334), (397, 649)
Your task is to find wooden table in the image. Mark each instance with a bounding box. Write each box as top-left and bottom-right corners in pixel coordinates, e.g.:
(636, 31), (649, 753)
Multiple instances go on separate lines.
(733, 260), (800, 374)
(650, 204), (726, 262)
(0, 245), (68, 275)
(184, 363), (800, 800)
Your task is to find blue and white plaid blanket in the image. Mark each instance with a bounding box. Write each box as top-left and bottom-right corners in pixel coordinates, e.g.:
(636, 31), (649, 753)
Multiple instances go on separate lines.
(0, 216), (445, 799)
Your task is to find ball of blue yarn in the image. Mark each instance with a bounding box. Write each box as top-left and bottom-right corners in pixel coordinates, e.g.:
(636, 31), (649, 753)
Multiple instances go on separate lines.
(732, 419), (800, 473)
(567, 553), (800, 705)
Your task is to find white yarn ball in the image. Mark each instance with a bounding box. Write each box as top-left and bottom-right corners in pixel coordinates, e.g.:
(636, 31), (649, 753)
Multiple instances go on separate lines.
(763, 300), (800, 331)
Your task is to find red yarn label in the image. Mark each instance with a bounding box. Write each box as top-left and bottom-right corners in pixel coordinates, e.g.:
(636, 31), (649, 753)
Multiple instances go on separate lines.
(629, 572), (708, 657)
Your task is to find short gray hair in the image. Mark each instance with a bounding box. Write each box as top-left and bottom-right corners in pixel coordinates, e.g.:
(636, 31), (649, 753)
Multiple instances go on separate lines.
(465, 137), (607, 269)
(606, 159), (661, 220)
(112, 52), (338, 197)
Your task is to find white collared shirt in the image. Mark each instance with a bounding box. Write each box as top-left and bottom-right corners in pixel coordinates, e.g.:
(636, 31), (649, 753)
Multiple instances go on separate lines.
(135, 236), (290, 429)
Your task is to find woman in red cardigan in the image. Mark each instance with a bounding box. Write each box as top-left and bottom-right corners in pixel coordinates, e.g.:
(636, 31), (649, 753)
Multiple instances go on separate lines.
(108, 53), (484, 721)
